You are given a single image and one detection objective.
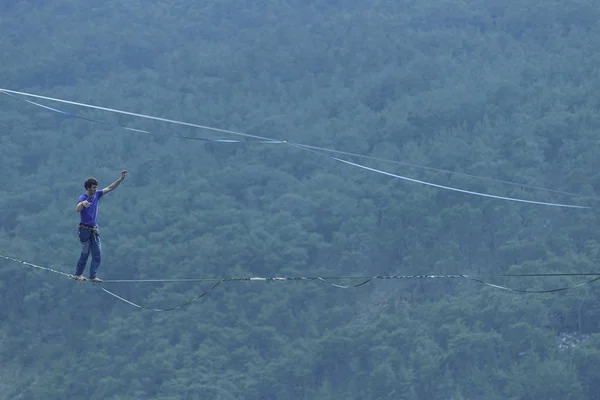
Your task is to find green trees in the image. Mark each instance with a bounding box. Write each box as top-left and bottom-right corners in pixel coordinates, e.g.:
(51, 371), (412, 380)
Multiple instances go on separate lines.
(1, 0), (600, 398)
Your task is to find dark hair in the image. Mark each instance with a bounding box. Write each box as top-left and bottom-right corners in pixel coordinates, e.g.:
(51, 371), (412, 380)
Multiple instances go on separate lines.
(84, 177), (99, 190)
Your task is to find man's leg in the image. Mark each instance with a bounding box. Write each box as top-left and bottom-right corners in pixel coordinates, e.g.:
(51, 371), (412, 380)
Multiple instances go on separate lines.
(74, 229), (91, 280)
(88, 234), (102, 281)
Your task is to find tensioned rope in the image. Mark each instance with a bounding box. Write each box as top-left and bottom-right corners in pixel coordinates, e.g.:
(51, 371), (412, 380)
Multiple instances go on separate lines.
(0, 88), (591, 209)
(0, 90), (282, 144)
(2, 253), (600, 312)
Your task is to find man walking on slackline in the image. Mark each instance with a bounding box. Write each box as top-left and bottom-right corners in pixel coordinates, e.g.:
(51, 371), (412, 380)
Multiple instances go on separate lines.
(72, 170), (127, 282)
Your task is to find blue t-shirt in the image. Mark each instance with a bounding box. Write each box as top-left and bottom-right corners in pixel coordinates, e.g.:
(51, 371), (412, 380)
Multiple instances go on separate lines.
(78, 190), (104, 227)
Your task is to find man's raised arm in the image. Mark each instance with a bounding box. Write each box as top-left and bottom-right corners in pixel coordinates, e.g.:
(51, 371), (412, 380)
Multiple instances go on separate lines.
(102, 170), (128, 195)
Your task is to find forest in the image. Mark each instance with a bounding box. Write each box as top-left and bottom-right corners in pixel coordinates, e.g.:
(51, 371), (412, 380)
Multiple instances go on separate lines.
(1, 0), (600, 399)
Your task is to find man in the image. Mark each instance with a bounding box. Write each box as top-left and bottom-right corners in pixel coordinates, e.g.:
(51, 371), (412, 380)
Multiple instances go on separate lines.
(73, 170), (127, 282)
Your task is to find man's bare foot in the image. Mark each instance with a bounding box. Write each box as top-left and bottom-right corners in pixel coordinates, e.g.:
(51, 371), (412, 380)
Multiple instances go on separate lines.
(88, 277), (103, 283)
(72, 275), (86, 281)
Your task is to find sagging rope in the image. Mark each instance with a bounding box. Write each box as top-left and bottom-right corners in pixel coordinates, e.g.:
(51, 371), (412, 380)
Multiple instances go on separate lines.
(0, 88), (591, 209)
(287, 142), (600, 201)
(2, 253), (600, 312)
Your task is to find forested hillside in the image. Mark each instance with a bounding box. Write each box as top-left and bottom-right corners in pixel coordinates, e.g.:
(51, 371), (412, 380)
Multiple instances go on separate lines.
(1, 0), (600, 399)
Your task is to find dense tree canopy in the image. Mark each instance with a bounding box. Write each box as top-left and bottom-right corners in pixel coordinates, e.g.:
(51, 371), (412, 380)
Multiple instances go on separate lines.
(1, 0), (600, 398)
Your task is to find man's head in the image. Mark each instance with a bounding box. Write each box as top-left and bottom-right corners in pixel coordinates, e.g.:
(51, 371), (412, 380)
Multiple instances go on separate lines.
(84, 177), (99, 196)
